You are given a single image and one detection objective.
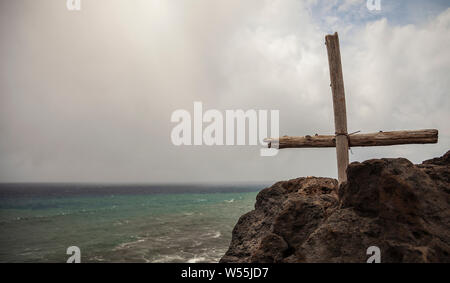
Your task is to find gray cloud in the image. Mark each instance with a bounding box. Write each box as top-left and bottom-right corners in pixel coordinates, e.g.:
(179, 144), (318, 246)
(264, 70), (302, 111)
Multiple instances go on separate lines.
(0, 0), (449, 183)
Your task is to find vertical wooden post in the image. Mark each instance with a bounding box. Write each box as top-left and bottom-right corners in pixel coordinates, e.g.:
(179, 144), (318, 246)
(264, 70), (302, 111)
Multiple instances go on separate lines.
(325, 32), (349, 185)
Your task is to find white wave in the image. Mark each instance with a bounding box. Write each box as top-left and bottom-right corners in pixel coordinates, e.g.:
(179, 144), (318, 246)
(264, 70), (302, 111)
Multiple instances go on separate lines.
(89, 256), (106, 262)
(187, 256), (207, 263)
(113, 238), (146, 250)
(202, 231), (222, 239)
(113, 219), (129, 226)
(151, 255), (185, 263)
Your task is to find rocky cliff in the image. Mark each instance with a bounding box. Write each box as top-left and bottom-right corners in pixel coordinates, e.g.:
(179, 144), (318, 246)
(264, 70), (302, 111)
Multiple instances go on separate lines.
(220, 151), (450, 263)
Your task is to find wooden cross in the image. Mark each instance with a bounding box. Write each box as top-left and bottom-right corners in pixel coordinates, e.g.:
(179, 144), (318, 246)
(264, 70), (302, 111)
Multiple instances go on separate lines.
(265, 32), (438, 185)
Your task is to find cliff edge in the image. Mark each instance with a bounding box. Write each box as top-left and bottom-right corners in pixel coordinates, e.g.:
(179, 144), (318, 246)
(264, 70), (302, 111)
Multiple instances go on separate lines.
(220, 151), (450, 263)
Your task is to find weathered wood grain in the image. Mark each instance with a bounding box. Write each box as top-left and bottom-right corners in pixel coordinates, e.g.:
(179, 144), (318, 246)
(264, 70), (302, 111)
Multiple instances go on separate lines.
(326, 32), (349, 184)
(265, 129), (438, 149)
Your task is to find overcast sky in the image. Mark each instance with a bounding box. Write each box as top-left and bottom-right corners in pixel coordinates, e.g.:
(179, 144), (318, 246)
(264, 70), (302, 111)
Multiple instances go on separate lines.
(1, 0), (449, 183)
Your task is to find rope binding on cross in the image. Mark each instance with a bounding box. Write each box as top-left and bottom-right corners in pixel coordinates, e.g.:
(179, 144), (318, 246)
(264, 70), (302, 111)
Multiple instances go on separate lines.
(335, 130), (361, 152)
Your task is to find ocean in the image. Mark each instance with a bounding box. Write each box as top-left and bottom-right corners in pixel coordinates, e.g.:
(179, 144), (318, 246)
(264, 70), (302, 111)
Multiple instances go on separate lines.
(0, 183), (265, 263)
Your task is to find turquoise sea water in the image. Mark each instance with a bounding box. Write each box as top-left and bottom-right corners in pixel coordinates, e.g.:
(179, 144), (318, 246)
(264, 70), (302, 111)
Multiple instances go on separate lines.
(0, 184), (262, 263)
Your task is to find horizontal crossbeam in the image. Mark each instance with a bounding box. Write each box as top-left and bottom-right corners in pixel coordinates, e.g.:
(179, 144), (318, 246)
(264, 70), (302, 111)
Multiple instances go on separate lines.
(265, 129), (438, 149)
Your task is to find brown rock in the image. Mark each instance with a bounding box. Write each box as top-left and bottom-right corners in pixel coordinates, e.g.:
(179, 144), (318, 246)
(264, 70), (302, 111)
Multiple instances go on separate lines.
(220, 151), (450, 263)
